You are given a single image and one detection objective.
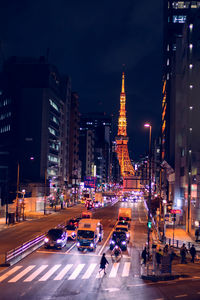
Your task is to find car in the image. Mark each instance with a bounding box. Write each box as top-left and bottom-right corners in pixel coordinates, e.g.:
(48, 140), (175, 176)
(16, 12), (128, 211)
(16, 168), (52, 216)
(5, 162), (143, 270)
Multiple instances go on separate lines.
(115, 225), (130, 242)
(110, 231), (127, 251)
(93, 200), (101, 208)
(44, 228), (67, 249)
(116, 220), (129, 228)
(65, 224), (77, 240)
(85, 199), (94, 210)
(68, 218), (79, 227)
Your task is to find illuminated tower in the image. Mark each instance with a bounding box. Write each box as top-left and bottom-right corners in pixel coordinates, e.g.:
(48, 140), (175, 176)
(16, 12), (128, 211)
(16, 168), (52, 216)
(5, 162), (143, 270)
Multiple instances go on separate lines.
(115, 72), (135, 177)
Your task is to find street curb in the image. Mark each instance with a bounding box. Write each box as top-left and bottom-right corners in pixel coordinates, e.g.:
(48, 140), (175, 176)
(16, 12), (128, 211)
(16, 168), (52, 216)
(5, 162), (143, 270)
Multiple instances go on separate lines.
(141, 273), (182, 282)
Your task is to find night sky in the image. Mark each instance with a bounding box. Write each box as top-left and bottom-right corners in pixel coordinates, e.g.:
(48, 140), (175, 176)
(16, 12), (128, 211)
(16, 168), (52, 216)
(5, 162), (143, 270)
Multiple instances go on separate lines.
(0, 0), (163, 160)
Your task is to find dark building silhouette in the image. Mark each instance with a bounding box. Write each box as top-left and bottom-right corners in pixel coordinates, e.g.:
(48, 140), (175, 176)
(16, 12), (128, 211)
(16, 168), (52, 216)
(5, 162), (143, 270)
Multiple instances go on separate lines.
(0, 56), (71, 205)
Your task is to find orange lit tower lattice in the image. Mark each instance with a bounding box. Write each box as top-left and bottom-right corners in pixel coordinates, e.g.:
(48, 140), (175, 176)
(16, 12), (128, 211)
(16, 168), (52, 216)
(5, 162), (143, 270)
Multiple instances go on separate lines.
(115, 72), (135, 177)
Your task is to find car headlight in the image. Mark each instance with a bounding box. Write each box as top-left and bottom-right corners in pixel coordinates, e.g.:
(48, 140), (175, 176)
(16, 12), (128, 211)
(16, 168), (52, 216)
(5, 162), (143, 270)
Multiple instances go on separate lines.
(111, 240), (115, 244)
(56, 239), (62, 243)
(71, 232), (76, 236)
(77, 242), (80, 247)
(44, 237), (49, 243)
(122, 241), (126, 245)
(90, 243), (94, 248)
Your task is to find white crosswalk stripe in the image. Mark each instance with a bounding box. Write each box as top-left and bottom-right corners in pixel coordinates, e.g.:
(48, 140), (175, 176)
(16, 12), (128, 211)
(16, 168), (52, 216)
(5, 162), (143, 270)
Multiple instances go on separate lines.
(0, 266), (22, 282)
(1, 261), (133, 283)
(109, 263), (119, 278)
(54, 264), (73, 281)
(68, 264), (85, 280)
(122, 262), (131, 277)
(82, 263), (97, 279)
(8, 266), (35, 282)
(38, 265), (61, 281)
(24, 265), (48, 282)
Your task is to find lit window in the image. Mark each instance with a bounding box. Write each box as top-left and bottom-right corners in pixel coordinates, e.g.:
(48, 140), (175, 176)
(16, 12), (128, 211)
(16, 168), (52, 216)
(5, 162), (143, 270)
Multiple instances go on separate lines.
(167, 59), (169, 66)
(167, 44), (169, 51)
(167, 73), (169, 80)
(49, 99), (59, 112)
(189, 24), (193, 31)
(189, 44), (193, 50)
(189, 84), (193, 89)
(48, 127), (56, 136)
(173, 15), (186, 23)
(189, 64), (193, 69)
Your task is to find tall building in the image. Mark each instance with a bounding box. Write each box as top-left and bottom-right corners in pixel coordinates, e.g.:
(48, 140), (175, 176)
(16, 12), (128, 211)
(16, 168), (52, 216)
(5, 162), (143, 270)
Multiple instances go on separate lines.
(79, 112), (112, 186)
(68, 92), (80, 184)
(0, 56), (71, 205)
(162, 1), (200, 232)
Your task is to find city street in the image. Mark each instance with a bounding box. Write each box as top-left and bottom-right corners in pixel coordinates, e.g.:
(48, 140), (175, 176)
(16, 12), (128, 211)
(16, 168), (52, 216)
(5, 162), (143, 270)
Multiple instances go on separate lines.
(0, 201), (200, 299)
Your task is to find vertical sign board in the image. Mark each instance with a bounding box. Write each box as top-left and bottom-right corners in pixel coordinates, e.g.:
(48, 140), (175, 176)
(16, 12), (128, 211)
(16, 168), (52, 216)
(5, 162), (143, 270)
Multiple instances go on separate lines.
(84, 176), (97, 189)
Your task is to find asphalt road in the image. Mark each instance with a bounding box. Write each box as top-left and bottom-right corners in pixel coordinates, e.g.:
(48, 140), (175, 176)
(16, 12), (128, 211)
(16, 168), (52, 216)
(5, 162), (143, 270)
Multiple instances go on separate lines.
(1, 200), (200, 300)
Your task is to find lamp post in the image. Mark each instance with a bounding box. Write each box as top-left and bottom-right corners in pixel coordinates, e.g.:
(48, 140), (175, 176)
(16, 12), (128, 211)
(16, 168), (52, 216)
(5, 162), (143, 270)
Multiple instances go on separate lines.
(22, 189), (25, 221)
(144, 123), (152, 259)
(16, 163), (20, 222)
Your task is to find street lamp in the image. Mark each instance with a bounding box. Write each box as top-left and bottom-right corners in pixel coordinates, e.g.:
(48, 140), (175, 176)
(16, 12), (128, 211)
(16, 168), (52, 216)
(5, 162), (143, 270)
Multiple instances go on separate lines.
(22, 189), (25, 221)
(144, 123), (152, 259)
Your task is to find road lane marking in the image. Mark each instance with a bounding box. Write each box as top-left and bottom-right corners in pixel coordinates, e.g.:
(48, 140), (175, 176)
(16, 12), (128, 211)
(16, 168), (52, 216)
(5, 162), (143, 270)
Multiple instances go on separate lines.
(65, 243), (76, 254)
(54, 264), (73, 280)
(109, 263), (119, 278)
(122, 262), (131, 277)
(0, 266), (22, 282)
(24, 265), (48, 282)
(82, 263), (97, 279)
(96, 270), (104, 278)
(175, 295), (187, 298)
(68, 264), (85, 280)
(8, 266), (35, 282)
(98, 221), (118, 256)
(38, 265), (61, 281)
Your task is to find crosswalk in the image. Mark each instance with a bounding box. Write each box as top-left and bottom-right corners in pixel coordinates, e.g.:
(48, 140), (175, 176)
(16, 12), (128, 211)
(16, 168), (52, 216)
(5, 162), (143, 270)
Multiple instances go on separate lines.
(0, 261), (132, 283)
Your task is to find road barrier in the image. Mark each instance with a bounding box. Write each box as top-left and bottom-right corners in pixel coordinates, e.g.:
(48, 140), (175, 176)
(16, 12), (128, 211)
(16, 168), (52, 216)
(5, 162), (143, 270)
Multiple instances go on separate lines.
(4, 233), (45, 266)
(2, 221), (67, 266)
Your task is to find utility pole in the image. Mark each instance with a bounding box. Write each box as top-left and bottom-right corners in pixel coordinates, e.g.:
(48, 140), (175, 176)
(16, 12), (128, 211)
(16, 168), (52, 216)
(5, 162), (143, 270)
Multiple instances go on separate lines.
(16, 163), (20, 222)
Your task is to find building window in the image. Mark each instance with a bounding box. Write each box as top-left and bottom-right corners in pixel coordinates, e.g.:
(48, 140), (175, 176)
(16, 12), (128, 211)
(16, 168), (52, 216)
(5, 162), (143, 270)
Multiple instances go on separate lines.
(48, 155), (59, 163)
(0, 124), (10, 133)
(49, 99), (59, 112)
(0, 111), (11, 120)
(172, 15), (186, 23)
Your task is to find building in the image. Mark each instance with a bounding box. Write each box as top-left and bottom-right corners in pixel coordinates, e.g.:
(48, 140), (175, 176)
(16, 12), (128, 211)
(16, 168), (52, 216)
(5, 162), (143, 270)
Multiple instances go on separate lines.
(79, 112), (112, 186)
(68, 92), (80, 185)
(162, 1), (200, 232)
(0, 56), (71, 209)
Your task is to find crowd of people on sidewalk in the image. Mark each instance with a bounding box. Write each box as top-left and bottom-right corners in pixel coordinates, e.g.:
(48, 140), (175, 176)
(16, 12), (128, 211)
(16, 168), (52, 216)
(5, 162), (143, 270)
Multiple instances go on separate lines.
(141, 242), (198, 274)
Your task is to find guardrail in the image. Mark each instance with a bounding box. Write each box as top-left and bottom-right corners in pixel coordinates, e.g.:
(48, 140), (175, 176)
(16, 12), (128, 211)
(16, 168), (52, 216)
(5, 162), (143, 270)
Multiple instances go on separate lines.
(2, 221), (67, 266)
(4, 233), (45, 266)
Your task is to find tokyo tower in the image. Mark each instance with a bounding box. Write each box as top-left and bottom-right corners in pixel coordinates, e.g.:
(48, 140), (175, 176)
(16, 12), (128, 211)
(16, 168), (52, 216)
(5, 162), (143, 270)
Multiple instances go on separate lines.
(115, 72), (135, 177)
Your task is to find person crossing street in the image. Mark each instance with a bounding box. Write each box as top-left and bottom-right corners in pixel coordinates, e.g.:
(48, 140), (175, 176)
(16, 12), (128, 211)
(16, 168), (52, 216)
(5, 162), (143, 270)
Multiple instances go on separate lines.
(99, 253), (109, 275)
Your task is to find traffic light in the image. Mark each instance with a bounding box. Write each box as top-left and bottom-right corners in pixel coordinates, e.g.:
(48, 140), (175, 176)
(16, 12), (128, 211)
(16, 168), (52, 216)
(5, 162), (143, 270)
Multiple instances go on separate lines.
(147, 221), (152, 229)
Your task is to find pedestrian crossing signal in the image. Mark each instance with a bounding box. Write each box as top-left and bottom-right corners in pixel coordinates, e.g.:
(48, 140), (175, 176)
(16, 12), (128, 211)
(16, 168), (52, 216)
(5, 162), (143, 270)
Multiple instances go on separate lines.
(147, 221), (152, 228)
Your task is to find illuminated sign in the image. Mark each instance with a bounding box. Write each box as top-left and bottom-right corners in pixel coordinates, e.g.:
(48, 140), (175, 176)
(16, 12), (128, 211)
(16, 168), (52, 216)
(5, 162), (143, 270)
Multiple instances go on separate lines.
(84, 176), (97, 188)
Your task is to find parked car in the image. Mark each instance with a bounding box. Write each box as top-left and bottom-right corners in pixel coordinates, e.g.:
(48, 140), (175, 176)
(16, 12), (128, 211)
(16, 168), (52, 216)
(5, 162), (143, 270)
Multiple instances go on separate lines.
(65, 224), (77, 240)
(44, 228), (67, 249)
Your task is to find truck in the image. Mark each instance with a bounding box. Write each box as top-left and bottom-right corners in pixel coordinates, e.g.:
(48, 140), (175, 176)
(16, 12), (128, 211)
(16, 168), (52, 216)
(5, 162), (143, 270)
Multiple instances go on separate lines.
(76, 219), (103, 251)
(118, 208), (132, 227)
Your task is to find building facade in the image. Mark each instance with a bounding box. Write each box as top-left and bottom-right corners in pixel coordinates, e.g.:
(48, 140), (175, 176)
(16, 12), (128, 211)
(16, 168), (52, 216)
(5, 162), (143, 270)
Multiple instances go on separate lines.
(0, 56), (71, 206)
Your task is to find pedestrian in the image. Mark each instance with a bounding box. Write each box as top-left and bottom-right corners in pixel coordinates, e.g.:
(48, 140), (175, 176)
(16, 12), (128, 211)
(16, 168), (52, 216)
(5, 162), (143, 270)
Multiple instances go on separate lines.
(163, 244), (169, 255)
(155, 249), (162, 273)
(180, 243), (187, 264)
(141, 246), (147, 266)
(99, 253), (109, 275)
(190, 244), (196, 263)
(195, 229), (199, 242)
(169, 246), (176, 262)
